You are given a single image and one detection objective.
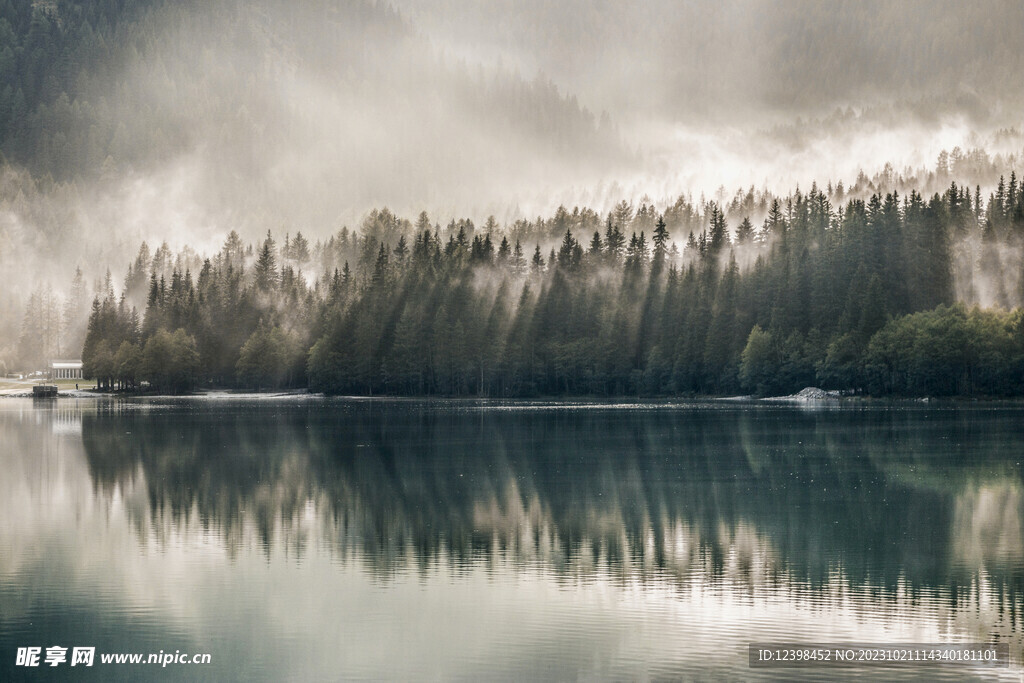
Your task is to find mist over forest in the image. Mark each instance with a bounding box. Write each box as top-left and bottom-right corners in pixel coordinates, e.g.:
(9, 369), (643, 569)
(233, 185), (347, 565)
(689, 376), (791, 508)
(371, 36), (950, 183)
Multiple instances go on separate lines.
(2, 0), (1024, 393)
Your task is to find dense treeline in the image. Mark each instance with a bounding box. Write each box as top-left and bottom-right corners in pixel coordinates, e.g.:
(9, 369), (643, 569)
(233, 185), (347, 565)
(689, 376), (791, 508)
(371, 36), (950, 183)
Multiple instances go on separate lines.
(0, 0), (619, 182)
(3, 0), (1023, 363)
(5, 0), (1023, 185)
(79, 175), (1024, 396)
(402, 0), (1024, 119)
(0, 0), (164, 177)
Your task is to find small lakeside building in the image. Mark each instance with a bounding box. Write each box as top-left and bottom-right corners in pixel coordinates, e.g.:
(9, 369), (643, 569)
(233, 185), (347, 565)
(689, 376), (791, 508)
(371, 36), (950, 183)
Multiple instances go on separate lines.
(50, 360), (83, 380)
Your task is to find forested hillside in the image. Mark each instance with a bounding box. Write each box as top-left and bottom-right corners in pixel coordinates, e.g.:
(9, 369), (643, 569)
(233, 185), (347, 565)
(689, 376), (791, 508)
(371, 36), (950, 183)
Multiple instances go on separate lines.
(75, 177), (1024, 397)
(3, 1), (1024, 395)
(0, 0), (626, 330)
(0, 0), (618, 182)
(0, 0), (632, 368)
(396, 0), (1024, 121)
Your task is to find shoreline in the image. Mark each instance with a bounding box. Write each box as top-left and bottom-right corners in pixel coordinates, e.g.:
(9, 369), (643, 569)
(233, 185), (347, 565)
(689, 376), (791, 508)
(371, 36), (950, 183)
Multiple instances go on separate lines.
(2, 388), (1021, 405)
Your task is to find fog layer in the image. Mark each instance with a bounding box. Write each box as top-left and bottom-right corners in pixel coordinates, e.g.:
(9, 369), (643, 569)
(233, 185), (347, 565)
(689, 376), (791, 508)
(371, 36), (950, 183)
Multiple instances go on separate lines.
(1, 0), (1022, 349)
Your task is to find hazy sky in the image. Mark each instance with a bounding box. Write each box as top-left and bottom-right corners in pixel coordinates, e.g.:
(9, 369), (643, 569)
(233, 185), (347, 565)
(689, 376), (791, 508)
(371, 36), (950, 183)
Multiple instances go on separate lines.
(97, 0), (1024, 234)
(2, 0), (1023, 287)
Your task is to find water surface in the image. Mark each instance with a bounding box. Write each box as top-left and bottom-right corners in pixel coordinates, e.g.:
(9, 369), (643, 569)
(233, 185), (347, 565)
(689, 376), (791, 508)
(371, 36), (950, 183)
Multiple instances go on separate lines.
(1, 398), (1022, 680)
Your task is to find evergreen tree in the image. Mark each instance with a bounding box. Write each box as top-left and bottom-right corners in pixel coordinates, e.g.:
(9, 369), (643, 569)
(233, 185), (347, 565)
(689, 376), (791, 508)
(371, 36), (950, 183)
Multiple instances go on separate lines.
(254, 231), (279, 292)
(735, 217), (754, 244)
(531, 245), (545, 271)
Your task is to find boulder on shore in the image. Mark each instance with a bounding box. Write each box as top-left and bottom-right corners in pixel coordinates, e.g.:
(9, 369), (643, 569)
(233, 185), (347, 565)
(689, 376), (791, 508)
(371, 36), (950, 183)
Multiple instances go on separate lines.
(767, 387), (841, 401)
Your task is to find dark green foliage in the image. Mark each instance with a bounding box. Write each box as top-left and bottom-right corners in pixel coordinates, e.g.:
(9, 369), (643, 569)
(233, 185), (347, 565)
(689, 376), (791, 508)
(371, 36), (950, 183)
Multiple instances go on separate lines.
(0, 0), (167, 177)
(739, 325), (776, 395)
(236, 319), (303, 390)
(113, 340), (142, 390)
(863, 305), (1024, 396)
(141, 328), (200, 394)
(82, 228), (313, 392)
(300, 187), (1024, 397)
(78, 183), (1024, 397)
(254, 232), (278, 293)
(82, 291), (139, 389)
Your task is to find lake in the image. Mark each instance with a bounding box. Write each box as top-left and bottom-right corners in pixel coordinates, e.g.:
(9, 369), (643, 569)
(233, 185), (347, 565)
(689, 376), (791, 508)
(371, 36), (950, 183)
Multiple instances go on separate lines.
(1, 398), (1022, 680)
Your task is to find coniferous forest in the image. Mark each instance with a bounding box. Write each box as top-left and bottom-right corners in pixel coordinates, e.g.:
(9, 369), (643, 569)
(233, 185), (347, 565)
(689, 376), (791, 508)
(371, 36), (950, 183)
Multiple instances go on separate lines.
(78, 180), (1024, 397)
(3, 0), (1024, 398)
(7, 2), (1024, 680)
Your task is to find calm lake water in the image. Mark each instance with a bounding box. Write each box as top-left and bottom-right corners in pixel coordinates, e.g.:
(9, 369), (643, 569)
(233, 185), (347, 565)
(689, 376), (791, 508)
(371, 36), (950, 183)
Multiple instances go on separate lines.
(1, 398), (1022, 681)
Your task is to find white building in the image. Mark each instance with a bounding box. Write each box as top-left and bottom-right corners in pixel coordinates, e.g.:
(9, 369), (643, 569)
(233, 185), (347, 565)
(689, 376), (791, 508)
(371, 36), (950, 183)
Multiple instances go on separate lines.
(50, 360), (83, 380)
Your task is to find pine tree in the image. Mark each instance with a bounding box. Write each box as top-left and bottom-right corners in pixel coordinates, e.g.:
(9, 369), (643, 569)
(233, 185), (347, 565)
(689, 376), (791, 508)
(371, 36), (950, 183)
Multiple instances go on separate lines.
(393, 235), (409, 266)
(557, 229), (580, 270)
(531, 245), (545, 271)
(604, 216), (625, 263)
(707, 204), (728, 255)
(767, 198), (786, 237)
(735, 217), (754, 244)
(291, 231), (311, 262)
(651, 216), (670, 266)
(511, 240), (526, 275)
(497, 236), (511, 262)
(254, 231), (279, 292)
(704, 252), (740, 390)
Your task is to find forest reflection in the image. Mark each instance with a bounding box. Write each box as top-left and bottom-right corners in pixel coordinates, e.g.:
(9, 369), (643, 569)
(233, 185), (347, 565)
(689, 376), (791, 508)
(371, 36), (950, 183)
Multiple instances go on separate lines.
(76, 401), (1021, 604)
